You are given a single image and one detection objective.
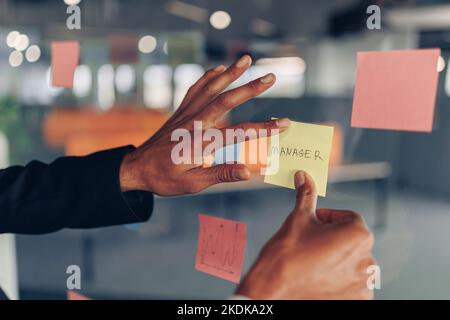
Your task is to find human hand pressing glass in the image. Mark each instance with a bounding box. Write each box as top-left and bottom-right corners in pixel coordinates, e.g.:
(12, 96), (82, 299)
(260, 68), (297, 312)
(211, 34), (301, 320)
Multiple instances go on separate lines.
(120, 55), (290, 196)
(236, 171), (376, 300)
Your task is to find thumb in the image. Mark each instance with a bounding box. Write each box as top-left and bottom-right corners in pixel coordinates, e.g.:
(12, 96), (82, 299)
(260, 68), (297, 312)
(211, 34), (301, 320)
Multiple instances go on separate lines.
(201, 163), (251, 186)
(292, 170), (318, 222)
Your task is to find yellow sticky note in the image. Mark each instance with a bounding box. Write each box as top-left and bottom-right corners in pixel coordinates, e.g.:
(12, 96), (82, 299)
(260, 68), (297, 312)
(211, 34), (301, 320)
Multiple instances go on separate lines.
(264, 121), (334, 197)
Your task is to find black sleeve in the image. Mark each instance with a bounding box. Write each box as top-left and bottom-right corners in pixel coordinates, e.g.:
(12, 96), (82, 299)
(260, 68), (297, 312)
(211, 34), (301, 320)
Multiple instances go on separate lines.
(0, 146), (153, 235)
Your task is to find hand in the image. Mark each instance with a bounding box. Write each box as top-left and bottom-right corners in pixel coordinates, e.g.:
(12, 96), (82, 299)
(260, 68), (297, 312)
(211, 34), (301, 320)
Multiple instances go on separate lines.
(236, 171), (375, 300)
(120, 55), (290, 196)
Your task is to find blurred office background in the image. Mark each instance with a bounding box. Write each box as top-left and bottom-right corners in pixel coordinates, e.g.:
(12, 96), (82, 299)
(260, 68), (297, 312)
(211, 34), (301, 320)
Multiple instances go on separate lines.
(1, 0), (450, 299)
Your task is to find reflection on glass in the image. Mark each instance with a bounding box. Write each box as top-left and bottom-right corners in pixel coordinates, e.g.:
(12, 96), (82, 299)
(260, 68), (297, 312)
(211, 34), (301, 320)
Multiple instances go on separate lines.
(446, 58), (450, 97)
(115, 64), (136, 94)
(97, 64), (115, 110)
(228, 57), (306, 98)
(73, 65), (92, 98)
(20, 66), (55, 104)
(173, 64), (204, 109)
(46, 66), (64, 97)
(143, 65), (172, 109)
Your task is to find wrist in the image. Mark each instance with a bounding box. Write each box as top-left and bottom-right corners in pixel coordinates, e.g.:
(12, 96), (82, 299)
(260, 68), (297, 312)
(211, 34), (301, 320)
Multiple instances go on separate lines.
(120, 150), (147, 192)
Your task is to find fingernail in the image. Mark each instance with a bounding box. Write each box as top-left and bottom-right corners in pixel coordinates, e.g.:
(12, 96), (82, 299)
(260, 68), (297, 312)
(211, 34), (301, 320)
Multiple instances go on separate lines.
(233, 168), (250, 180)
(294, 171), (305, 189)
(214, 65), (225, 72)
(260, 73), (275, 84)
(276, 118), (290, 128)
(236, 55), (251, 68)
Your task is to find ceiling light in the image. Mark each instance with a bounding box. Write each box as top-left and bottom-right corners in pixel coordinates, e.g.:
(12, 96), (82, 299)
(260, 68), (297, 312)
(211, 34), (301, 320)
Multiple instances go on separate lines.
(73, 65), (92, 98)
(25, 45), (41, 62)
(9, 51), (23, 67)
(115, 64), (136, 93)
(14, 34), (29, 51)
(210, 11), (231, 30)
(163, 41), (169, 55)
(6, 31), (20, 48)
(437, 56), (446, 72)
(138, 35), (157, 54)
(256, 57), (306, 74)
(64, 0), (81, 5)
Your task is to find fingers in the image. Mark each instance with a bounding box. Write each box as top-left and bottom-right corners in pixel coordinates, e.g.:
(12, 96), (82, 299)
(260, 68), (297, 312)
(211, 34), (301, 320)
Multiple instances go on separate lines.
(201, 73), (276, 125)
(170, 65), (226, 123)
(292, 171), (318, 223)
(316, 208), (369, 237)
(180, 65), (226, 109)
(212, 118), (290, 147)
(189, 163), (251, 189)
(186, 55), (253, 116)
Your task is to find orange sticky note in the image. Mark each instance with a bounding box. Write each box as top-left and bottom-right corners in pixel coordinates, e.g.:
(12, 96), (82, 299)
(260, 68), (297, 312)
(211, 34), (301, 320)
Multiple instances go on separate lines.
(67, 290), (90, 300)
(51, 41), (80, 88)
(351, 49), (441, 132)
(195, 214), (246, 283)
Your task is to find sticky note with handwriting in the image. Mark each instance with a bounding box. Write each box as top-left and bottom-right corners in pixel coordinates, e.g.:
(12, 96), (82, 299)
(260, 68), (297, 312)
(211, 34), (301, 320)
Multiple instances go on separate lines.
(264, 121), (334, 197)
(51, 41), (80, 88)
(351, 49), (441, 132)
(195, 214), (246, 283)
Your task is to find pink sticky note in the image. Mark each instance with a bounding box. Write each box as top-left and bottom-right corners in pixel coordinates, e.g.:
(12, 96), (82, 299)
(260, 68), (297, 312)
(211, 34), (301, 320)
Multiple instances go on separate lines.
(351, 49), (441, 132)
(67, 290), (90, 300)
(195, 214), (246, 283)
(51, 41), (80, 88)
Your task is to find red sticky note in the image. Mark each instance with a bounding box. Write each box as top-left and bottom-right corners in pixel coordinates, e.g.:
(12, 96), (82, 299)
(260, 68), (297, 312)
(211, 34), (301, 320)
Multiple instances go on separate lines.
(195, 214), (246, 283)
(51, 41), (80, 88)
(351, 49), (441, 132)
(67, 290), (90, 300)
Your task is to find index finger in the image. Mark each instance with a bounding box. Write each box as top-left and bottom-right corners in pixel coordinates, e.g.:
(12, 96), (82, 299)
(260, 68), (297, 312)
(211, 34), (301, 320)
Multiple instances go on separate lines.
(200, 73), (276, 125)
(188, 55), (252, 113)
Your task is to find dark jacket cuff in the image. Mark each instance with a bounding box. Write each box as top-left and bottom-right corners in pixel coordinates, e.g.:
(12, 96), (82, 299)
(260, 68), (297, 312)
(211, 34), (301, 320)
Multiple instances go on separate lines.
(66, 145), (153, 229)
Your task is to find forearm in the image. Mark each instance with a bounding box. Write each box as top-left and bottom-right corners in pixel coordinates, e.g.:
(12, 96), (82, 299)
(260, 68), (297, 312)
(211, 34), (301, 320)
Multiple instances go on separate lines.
(0, 146), (153, 235)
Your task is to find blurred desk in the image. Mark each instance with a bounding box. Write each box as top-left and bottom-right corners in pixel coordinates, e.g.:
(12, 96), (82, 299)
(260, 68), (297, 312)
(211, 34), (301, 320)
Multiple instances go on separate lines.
(195, 162), (391, 195)
(191, 161), (392, 229)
